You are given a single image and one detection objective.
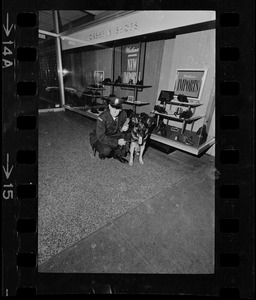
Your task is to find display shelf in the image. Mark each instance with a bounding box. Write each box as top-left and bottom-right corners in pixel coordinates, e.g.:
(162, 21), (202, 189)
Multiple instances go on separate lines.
(153, 111), (203, 122)
(64, 105), (105, 119)
(83, 85), (106, 106)
(46, 86), (77, 93)
(101, 81), (152, 113)
(168, 100), (203, 117)
(100, 82), (152, 89)
(169, 100), (203, 108)
(102, 97), (150, 105)
(86, 86), (105, 90)
(83, 93), (103, 97)
(153, 111), (203, 134)
(102, 96), (150, 111)
(150, 133), (215, 155)
(83, 86), (105, 96)
(124, 100), (150, 112)
(125, 100), (150, 105)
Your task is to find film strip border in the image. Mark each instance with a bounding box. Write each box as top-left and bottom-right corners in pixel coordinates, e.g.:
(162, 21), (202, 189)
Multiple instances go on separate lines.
(217, 10), (254, 298)
(2, 11), (38, 296)
(2, 3), (254, 297)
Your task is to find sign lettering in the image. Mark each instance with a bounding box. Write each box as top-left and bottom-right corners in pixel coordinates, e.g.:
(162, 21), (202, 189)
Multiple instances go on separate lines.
(127, 58), (137, 71)
(122, 43), (140, 84)
(174, 70), (206, 99)
(176, 79), (200, 93)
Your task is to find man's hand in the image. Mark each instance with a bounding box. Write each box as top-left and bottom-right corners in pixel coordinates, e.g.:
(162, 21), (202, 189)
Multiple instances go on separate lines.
(121, 124), (129, 132)
(118, 138), (126, 146)
(121, 118), (130, 132)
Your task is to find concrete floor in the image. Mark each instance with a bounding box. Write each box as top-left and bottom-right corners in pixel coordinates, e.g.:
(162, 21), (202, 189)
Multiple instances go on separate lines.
(38, 112), (215, 274)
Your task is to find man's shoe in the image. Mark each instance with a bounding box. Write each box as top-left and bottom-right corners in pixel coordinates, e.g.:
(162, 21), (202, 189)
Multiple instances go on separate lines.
(99, 153), (105, 160)
(113, 154), (128, 163)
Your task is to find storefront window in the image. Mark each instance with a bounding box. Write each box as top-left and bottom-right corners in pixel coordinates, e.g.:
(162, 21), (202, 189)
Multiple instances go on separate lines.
(61, 46), (113, 108)
(38, 35), (61, 109)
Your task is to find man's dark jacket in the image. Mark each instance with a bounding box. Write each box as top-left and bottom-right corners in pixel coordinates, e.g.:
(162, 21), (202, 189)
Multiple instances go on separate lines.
(89, 109), (128, 148)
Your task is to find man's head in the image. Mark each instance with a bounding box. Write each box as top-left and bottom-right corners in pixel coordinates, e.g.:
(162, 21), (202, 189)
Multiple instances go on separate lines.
(108, 97), (124, 118)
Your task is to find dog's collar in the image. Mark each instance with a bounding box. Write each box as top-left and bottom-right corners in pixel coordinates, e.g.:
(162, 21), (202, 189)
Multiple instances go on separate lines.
(131, 131), (139, 141)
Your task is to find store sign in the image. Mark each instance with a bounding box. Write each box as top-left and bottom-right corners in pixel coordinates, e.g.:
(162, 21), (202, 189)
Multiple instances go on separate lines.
(121, 44), (141, 84)
(61, 11), (215, 50)
(174, 69), (207, 100)
(88, 22), (138, 42)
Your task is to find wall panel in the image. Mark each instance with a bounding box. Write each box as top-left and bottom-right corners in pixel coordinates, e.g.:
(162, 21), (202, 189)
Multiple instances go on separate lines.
(131, 39), (165, 114)
(157, 38), (176, 98)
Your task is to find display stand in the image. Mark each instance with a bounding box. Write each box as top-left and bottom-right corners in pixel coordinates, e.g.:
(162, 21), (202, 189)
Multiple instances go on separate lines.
(63, 105), (98, 119)
(124, 100), (150, 113)
(64, 85), (107, 119)
(153, 112), (203, 134)
(102, 82), (151, 113)
(83, 85), (107, 118)
(83, 85), (105, 107)
(150, 133), (215, 156)
(154, 101), (203, 134)
(150, 99), (215, 155)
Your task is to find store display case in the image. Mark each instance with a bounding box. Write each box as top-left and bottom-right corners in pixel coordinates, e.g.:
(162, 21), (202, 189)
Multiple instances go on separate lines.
(150, 88), (215, 155)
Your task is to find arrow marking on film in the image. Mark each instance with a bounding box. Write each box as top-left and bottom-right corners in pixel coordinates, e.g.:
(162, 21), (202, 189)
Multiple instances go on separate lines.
(3, 13), (14, 37)
(2, 153), (14, 180)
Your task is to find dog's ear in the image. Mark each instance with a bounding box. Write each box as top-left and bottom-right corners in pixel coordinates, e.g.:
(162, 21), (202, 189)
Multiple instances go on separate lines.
(141, 113), (149, 123)
(131, 116), (139, 127)
(146, 116), (157, 133)
(145, 116), (154, 127)
(140, 112), (147, 118)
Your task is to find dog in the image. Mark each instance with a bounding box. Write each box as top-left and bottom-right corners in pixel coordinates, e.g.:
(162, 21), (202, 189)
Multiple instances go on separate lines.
(128, 113), (156, 166)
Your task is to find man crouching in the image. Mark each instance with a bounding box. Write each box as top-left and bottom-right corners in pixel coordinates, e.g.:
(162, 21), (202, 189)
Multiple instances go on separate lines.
(89, 97), (131, 163)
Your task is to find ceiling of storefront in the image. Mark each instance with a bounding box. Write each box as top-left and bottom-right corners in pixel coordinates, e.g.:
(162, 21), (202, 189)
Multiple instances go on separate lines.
(38, 0), (163, 33)
(39, 10), (110, 33)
